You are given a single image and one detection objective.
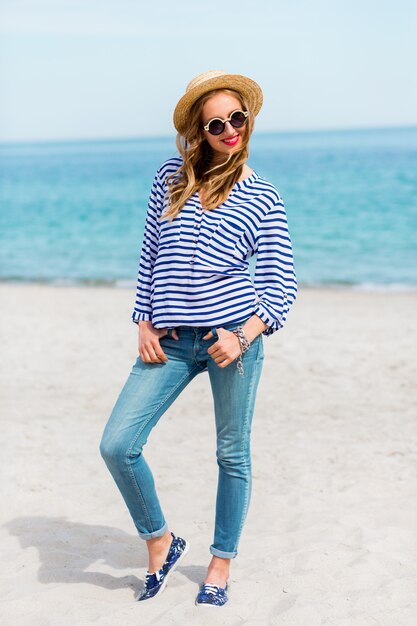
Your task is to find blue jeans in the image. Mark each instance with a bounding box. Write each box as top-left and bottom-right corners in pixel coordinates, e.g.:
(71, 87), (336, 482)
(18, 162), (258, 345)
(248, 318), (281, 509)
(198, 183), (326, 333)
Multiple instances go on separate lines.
(99, 316), (264, 559)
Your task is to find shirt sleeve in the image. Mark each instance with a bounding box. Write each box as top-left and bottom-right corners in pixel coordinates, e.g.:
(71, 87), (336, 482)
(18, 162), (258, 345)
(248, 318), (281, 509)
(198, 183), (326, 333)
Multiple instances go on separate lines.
(132, 168), (163, 324)
(252, 196), (297, 336)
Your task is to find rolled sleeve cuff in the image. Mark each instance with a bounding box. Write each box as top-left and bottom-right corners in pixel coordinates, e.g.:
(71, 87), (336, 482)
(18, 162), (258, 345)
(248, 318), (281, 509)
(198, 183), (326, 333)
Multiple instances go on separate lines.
(132, 311), (153, 324)
(253, 302), (284, 336)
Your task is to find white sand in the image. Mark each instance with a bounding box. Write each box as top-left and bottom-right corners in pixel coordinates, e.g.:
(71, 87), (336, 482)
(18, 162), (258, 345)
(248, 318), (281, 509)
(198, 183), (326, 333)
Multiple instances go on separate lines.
(0, 283), (416, 626)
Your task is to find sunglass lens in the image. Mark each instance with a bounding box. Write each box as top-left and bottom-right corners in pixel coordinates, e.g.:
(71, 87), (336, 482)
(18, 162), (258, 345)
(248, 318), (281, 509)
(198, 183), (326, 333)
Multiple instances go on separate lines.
(208, 119), (225, 135)
(230, 111), (247, 128)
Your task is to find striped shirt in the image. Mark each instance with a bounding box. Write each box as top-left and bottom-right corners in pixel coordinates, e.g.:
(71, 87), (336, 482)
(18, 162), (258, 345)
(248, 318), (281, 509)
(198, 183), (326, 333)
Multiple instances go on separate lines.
(132, 155), (297, 336)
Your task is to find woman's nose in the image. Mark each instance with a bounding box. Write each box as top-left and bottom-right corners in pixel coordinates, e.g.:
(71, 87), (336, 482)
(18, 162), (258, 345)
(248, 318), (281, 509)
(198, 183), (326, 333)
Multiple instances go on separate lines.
(222, 121), (236, 136)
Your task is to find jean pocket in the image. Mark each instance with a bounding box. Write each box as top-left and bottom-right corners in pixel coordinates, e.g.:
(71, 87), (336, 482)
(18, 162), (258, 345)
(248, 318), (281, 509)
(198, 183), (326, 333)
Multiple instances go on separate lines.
(211, 317), (251, 339)
(159, 328), (174, 340)
(224, 317), (251, 332)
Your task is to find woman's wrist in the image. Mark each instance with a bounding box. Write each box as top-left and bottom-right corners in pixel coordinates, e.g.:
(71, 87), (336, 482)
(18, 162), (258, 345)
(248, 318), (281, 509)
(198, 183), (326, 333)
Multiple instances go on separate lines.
(230, 326), (251, 376)
(231, 327), (251, 352)
(241, 314), (268, 342)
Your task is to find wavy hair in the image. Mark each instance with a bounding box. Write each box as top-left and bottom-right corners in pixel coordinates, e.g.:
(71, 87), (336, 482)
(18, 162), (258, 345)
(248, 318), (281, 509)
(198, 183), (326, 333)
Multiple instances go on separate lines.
(160, 88), (255, 222)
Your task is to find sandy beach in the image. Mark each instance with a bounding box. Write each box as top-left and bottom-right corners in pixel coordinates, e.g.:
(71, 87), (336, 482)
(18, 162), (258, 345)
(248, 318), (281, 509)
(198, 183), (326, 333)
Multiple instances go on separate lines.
(1, 283), (416, 626)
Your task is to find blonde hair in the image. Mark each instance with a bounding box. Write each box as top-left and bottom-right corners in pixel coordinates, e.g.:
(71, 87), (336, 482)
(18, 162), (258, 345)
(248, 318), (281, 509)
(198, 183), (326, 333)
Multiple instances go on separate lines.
(160, 88), (255, 222)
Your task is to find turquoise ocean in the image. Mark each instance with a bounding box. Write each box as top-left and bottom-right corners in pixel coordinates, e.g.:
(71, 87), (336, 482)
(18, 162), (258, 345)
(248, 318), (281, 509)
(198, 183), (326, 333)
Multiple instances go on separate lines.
(1, 126), (416, 288)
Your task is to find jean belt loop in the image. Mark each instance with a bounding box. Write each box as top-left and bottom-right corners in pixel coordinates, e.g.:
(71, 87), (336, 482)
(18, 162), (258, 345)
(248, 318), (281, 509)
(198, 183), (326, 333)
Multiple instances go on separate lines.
(211, 327), (218, 339)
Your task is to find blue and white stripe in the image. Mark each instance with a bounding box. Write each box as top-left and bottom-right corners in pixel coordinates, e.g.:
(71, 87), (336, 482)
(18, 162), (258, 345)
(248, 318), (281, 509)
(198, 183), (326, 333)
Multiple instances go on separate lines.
(132, 156), (297, 336)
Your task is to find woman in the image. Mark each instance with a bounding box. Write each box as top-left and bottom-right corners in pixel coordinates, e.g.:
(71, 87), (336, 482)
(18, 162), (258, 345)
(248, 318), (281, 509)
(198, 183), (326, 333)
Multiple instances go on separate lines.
(100, 69), (297, 607)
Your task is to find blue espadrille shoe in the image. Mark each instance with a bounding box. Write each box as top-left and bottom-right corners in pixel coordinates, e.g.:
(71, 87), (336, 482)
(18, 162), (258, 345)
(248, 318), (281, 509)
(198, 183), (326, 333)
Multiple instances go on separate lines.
(195, 581), (229, 607)
(137, 532), (189, 601)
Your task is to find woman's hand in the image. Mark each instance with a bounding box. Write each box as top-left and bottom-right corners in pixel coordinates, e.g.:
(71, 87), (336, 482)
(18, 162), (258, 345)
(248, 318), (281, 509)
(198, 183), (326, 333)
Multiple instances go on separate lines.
(138, 321), (179, 363)
(203, 328), (242, 368)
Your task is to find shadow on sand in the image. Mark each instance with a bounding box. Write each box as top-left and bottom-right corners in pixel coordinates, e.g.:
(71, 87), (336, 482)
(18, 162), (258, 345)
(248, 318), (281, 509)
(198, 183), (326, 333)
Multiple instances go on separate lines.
(5, 516), (205, 597)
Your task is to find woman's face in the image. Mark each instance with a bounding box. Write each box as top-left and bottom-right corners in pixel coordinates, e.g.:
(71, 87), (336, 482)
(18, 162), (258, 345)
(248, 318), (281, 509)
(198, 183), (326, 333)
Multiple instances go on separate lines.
(201, 92), (247, 157)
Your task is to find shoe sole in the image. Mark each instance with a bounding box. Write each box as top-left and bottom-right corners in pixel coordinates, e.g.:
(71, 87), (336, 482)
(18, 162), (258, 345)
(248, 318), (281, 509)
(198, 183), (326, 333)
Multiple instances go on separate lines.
(138, 538), (190, 601)
(195, 601), (228, 607)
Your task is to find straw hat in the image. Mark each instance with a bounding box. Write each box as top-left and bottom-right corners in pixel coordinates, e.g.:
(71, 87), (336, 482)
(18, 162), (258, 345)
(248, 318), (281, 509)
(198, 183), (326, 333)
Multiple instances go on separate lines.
(173, 69), (263, 135)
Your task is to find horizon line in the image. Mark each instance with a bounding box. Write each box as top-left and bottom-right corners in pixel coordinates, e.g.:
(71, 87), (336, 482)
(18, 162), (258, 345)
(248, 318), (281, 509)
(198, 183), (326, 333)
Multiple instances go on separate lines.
(1, 122), (416, 146)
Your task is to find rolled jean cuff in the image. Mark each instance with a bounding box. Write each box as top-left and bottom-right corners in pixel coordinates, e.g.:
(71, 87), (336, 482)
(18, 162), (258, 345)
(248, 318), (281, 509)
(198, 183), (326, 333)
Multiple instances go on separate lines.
(138, 521), (168, 540)
(210, 545), (237, 559)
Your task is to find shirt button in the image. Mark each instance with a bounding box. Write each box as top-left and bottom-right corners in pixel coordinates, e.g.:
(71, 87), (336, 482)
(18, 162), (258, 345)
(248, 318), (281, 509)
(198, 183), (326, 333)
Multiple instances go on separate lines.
(193, 239), (198, 243)
(189, 260), (194, 264)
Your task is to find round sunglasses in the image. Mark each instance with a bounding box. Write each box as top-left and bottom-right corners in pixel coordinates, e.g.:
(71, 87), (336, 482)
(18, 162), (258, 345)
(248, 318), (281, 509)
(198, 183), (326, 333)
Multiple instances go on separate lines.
(203, 109), (249, 136)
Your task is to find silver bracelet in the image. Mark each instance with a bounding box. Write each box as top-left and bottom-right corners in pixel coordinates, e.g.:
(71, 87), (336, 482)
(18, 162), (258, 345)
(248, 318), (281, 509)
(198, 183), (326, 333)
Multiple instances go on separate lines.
(231, 326), (251, 376)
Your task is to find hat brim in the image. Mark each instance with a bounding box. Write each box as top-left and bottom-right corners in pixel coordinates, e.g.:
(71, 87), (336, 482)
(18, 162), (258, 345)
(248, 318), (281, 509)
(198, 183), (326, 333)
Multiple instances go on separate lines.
(173, 73), (263, 135)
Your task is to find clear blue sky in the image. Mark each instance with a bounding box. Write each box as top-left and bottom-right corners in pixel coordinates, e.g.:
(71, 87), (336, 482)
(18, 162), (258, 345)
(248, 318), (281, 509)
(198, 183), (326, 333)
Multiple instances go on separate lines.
(1, 0), (416, 141)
